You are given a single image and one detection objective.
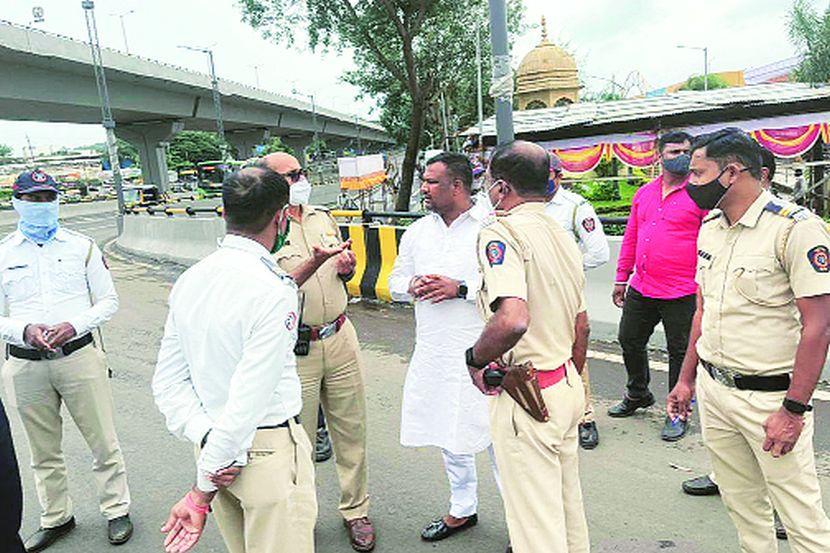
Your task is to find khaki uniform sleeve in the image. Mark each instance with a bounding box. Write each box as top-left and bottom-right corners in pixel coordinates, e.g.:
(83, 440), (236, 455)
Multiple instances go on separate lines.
(784, 217), (830, 299)
(478, 225), (526, 309)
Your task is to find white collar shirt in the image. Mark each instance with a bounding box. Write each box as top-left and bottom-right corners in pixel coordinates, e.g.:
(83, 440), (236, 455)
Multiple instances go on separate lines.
(152, 234), (301, 492)
(545, 188), (611, 271)
(388, 202), (492, 453)
(0, 228), (118, 346)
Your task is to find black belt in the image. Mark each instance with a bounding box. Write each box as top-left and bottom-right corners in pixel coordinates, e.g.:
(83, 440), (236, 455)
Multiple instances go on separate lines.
(701, 359), (790, 392)
(8, 333), (94, 361)
(258, 415), (301, 430)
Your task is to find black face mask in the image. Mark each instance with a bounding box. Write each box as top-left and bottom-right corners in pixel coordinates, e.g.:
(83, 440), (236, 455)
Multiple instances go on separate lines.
(686, 167), (747, 210)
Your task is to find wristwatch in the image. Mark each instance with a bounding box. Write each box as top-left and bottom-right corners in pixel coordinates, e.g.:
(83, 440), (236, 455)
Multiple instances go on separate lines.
(457, 280), (468, 299)
(783, 398), (812, 415)
(465, 347), (487, 369)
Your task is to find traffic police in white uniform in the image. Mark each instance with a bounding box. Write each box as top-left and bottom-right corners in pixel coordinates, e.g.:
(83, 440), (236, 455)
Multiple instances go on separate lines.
(0, 170), (131, 551)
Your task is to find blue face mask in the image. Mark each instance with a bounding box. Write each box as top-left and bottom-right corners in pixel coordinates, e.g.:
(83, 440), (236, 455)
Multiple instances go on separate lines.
(13, 197), (60, 244)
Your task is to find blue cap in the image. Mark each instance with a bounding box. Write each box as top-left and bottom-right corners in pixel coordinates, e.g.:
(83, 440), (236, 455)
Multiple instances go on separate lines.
(13, 170), (60, 195)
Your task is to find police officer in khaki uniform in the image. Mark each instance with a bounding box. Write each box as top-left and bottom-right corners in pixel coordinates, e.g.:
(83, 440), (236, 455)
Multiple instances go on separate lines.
(668, 128), (830, 553)
(262, 153), (375, 552)
(465, 141), (590, 553)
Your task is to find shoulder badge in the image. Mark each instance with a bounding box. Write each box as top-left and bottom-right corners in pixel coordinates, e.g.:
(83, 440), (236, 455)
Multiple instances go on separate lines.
(807, 246), (830, 273)
(485, 240), (506, 266)
(581, 217), (596, 233)
(763, 199), (812, 222)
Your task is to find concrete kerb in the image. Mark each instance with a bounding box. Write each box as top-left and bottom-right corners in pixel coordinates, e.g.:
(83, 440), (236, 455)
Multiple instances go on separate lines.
(116, 214), (225, 266)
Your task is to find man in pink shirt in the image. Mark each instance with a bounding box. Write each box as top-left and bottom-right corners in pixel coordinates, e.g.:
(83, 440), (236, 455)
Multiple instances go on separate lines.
(609, 131), (706, 442)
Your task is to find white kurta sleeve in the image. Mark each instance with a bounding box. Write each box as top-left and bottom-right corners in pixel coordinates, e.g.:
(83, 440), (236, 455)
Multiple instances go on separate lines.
(389, 225), (417, 302)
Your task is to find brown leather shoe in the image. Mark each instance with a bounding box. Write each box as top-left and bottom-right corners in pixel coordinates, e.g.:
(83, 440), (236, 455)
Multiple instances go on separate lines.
(344, 517), (376, 552)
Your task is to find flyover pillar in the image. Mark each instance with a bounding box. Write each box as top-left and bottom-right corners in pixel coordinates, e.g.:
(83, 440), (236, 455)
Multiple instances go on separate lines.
(226, 128), (270, 160)
(116, 121), (184, 194)
(281, 136), (312, 160)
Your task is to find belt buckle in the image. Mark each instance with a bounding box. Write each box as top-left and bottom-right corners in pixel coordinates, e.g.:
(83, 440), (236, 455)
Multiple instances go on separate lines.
(319, 322), (336, 340)
(712, 366), (735, 388)
(44, 349), (60, 361)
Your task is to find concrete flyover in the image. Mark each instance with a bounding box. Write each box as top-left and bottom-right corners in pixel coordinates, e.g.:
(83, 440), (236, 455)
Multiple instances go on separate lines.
(0, 20), (393, 191)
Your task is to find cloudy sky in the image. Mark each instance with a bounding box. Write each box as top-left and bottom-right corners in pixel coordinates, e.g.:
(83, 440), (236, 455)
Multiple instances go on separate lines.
(0, 0), (822, 155)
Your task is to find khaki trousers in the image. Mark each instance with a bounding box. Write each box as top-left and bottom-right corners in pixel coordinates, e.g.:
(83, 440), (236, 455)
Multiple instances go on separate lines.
(490, 362), (590, 553)
(697, 368), (830, 553)
(202, 421), (317, 553)
(579, 362), (594, 424)
(297, 318), (369, 520)
(1, 345), (130, 527)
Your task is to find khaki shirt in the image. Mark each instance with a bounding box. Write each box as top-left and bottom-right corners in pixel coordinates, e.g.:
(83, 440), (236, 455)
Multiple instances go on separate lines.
(274, 205), (348, 326)
(476, 203), (586, 371)
(696, 190), (830, 375)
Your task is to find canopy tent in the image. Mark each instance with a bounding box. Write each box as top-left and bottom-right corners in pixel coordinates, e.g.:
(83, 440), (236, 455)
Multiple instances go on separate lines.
(463, 83), (830, 174)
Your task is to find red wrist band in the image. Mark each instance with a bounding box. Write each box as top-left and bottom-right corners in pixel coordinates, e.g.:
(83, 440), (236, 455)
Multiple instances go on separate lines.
(186, 492), (210, 514)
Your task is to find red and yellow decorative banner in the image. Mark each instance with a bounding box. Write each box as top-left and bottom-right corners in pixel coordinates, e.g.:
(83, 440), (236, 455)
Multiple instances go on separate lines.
(340, 171), (387, 191)
(821, 123), (830, 145)
(752, 125), (822, 158)
(338, 154), (387, 190)
(612, 140), (658, 168)
(553, 144), (607, 174)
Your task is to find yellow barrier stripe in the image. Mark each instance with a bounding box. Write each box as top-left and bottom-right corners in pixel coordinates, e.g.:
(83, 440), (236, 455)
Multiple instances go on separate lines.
(165, 208), (189, 214)
(330, 210), (362, 218)
(374, 226), (398, 302)
(347, 224), (366, 297)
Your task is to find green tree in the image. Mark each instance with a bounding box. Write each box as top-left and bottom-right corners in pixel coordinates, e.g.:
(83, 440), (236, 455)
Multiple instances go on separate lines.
(0, 144), (12, 158)
(238, 0), (523, 211)
(166, 131), (225, 170)
(789, 0), (830, 84)
(678, 74), (730, 91)
(261, 136), (297, 156)
(87, 139), (140, 166)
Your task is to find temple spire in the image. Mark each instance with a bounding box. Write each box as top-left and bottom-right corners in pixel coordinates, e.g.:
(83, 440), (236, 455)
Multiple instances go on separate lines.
(541, 15), (548, 42)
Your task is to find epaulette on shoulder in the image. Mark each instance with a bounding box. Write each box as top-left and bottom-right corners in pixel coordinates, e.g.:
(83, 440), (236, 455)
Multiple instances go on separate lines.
(311, 204), (330, 212)
(260, 256), (298, 288)
(0, 231), (17, 246)
(763, 199), (813, 222)
(702, 210), (723, 224)
(62, 228), (92, 241)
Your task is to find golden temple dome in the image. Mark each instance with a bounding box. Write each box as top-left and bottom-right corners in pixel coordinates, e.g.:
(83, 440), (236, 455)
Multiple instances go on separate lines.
(516, 16), (580, 109)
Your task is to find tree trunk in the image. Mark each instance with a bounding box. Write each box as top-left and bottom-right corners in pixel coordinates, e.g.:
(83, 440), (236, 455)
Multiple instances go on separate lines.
(395, 99), (425, 212)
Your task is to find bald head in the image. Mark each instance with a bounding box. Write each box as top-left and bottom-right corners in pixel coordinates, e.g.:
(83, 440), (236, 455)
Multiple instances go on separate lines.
(262, 152), (301, 175)
(488, 140), (550, 197)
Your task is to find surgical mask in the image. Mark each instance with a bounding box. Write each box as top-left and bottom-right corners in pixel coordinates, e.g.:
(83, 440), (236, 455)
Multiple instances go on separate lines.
(13, 197), (59, 244)
(686, 167), (740, 210)
(289, 177), (311, 205)
(663, 153), (691, 176)
(271, 209), (291, 253)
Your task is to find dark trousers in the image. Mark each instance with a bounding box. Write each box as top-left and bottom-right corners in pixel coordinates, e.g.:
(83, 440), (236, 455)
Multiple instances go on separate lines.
(618, 286), (696, 400)
(0, 396), (25, 553)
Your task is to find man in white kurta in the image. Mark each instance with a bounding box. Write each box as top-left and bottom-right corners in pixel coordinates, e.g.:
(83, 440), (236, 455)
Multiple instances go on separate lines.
(389, 152), (499, 542)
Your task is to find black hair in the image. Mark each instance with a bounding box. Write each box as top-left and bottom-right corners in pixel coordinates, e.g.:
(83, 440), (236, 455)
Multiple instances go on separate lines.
(426, 152), (473, 192)
(488, 141), (549, 197)
(657, 131), (693, 153)
(691, 128), (762, 179)
(758, 145), (776, 181)
(222, 167), (289, 234)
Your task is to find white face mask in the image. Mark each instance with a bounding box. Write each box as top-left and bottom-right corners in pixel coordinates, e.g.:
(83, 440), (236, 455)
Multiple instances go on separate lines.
(289, 177), (311, 205)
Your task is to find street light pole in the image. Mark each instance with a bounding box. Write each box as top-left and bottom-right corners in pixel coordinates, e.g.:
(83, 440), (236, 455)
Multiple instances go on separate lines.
(475, 22), (484, 141)
(179, 46), (226, 156)
(109, 10), (134, 54)
(292, 87), (319, 158)
(488, 0), (514, 145)
(677, 45), (709, 91)
(81, 0), (125, 234)
(250, 64), (261, 88)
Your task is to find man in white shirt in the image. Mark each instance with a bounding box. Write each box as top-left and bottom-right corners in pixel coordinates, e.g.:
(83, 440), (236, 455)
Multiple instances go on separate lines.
(389, 152), (500, 543)
(0, 170), (130, 551)
(154, 167), (348, 553)
(544, 154), (610, 450)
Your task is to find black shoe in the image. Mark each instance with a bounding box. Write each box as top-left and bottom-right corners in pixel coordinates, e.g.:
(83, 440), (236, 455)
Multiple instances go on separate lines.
(24, 518), (76, 553)
(578, 421), (599, 449)
(108, 515), (133, 545)
(315, 427), (333, 463)
(420, 514), (478, 541)
(661, 416), (687, 442)
(506, 546), (512, 553)
(774, 511), (787, 540)
(607, 394), (655, 418)
(682, 474), (719, 496)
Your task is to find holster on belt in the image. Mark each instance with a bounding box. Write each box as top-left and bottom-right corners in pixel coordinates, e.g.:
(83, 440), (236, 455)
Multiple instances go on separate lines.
(501, 361), (550, 423)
